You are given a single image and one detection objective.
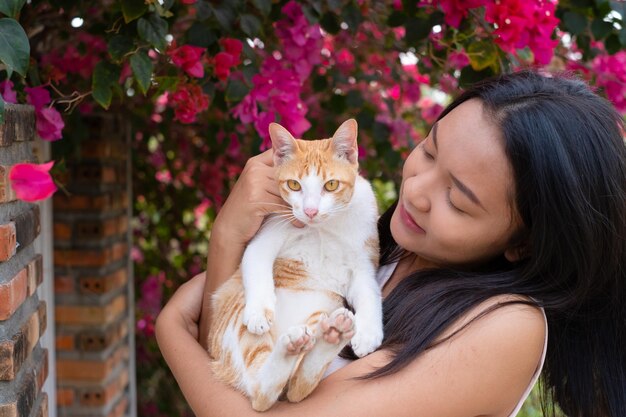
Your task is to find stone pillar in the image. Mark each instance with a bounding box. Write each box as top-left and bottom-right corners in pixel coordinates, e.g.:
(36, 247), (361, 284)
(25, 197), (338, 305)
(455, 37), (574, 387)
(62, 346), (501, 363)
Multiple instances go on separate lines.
(52, 114), (133, 417)
(0, 104), (49, 417)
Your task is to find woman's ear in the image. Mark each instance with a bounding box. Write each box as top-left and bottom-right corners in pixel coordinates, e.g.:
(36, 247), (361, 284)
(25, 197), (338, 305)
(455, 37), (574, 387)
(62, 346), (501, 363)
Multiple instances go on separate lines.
(504, 241), (530, 262)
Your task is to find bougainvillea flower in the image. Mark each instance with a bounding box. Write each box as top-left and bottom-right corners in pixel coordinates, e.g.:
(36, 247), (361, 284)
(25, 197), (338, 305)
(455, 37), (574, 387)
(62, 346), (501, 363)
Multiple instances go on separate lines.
(36, 107), (65, 141)
(219, 38), (243, 66)
(24, 86), (52, 110)
(170, 83), (209, 123)
(214, 52), (237, 80)
(169, 45), (205, 78)
(9, 161), (58, 202)
(0, 80), (17, 103)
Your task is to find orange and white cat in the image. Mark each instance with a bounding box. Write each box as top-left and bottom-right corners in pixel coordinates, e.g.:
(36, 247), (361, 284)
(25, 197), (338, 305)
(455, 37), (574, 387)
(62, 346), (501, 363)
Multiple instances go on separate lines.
(207, 119), (382, 411)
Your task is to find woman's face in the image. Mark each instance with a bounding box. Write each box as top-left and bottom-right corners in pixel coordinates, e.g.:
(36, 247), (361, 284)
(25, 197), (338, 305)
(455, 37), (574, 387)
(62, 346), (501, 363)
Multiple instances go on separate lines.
(390, 99), (524, 267)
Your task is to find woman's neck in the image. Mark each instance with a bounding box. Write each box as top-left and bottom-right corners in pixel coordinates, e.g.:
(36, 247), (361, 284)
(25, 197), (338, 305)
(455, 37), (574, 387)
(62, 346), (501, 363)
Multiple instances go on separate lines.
(382, 252), (437, 298)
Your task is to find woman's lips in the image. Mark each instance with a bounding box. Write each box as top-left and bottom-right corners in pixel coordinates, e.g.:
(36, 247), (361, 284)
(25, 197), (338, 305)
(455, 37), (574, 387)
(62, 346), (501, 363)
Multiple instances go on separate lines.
(399, 203), (426, 234)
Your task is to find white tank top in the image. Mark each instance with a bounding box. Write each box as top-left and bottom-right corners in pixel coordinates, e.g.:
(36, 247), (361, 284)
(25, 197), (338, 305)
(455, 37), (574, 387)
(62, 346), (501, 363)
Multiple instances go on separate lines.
(323, 262), (549, 417)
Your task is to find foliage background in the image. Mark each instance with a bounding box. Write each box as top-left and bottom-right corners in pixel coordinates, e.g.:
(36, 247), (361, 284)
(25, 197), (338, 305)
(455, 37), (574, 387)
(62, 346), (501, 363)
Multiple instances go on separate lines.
(1, 0), (625, 415)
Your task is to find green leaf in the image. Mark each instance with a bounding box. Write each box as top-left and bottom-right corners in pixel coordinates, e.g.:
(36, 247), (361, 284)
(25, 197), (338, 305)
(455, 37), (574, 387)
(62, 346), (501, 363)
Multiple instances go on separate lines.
(404, 16), (430, 45)
(121, 0), (148, 23)
(186, 22), (217, 48)
(92, 61), (121, 109)
(252, 0), (271, 16)
(137, 14), (168, 51)
(0, 18), (29, 77)
(388, 10), (407, 27)
(341, 2), (362, 32)
(604, 33), (621, 54)
(346, 90), (364, 108)
(108, 35), (134, 61)
(320, 12), (341, 34)
(467, 41), (499, 71)
(591, 18), (613, 39)
(563, 11), (587, 35)
(0, 0), (26, 18)
(153, 76), (179, 97)
(240, 14), (261, 37)
(130, 51), (152, 95)
(619, 27), (626, 46)
(459, 66), (495, 88)
(312, 75), (328, 92)
(225, 79), (250, 102)
(212, 5), (235, 31)
(0, 93), (4, 125)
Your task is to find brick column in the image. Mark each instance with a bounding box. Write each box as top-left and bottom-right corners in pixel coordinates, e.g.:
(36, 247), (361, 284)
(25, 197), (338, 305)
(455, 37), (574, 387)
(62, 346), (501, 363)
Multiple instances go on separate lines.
(52, 114), (133, 417)
(0, 104), (49, 417)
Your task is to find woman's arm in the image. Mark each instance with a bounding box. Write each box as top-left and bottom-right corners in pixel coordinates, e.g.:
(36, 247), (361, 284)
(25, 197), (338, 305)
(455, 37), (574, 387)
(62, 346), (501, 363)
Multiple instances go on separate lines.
(198, 150), (296, 346)
(157, 273), (546, 417)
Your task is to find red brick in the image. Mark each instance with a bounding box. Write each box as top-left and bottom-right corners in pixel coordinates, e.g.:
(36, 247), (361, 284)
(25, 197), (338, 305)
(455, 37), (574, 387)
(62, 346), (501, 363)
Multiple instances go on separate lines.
(27, 255), (43, 296)
(55, 334), (74, 351)
(53, 222), (72, 240)
(108, 396), (128, 417)
(55, 294), (126, 326)
(56, 388), (74, 407)
(0, 166), (16, 203)
(79, 268), (127, 295)
(0, 307), (41, 380)
(54, 275), (74, 294)
(0, 222), (16, 262)
(0, 268), (27, 320)
(54, 242), (127, 268)
(56, 345), (128, 381)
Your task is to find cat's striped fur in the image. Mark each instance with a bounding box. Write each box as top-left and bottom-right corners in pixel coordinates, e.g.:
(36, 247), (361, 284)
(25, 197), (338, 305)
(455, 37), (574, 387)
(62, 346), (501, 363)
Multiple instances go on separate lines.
(207, 120), (382, 411)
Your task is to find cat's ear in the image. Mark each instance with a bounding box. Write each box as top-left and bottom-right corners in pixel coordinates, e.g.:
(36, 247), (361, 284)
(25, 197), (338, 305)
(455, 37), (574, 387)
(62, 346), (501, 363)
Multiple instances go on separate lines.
(269, 123), (298, 165)
(331, 119), (358, 164)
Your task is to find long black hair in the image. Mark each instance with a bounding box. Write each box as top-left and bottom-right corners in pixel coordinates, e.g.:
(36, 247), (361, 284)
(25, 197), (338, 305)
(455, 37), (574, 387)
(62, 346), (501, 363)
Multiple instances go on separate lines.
(355, 71), (626, 417)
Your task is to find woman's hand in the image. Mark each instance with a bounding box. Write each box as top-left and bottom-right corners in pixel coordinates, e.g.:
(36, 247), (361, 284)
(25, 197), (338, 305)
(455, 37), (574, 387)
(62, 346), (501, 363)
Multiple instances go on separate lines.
(212, 149), (288, 247)
(157, 272), (207, 341)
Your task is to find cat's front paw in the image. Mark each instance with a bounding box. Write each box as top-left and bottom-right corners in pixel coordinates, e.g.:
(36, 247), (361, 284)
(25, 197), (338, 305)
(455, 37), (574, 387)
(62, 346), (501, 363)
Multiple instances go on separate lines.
(243, 306), (274, 335)
(351, 325), (383, 358)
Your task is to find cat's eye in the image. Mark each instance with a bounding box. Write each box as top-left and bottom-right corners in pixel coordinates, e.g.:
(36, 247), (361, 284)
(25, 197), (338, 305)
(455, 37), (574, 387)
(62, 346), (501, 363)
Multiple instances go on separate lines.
(324, 180), (339, 192)
(287, 180), (301, 191)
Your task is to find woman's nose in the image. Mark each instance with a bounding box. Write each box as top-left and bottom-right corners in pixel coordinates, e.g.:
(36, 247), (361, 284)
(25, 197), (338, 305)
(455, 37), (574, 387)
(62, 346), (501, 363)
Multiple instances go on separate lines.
(413, 195), (431, 212)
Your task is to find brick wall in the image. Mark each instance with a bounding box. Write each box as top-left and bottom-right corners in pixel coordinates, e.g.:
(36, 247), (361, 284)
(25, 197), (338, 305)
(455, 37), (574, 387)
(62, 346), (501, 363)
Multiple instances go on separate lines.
(52, 114), (134, 417)
(0, 104), (49, 417)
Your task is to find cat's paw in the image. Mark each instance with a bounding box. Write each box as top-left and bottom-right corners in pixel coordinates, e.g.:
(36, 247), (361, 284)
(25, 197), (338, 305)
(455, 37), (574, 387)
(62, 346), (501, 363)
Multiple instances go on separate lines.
(243, 306), (274, 335)
(280, 325), (315, 355)
(320, 308), (355, 345)
(350, 324), (383, 358)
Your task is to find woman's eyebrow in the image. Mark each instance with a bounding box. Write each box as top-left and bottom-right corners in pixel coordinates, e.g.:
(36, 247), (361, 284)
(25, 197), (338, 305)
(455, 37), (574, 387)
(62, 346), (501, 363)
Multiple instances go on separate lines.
(450, 174), (487, 212)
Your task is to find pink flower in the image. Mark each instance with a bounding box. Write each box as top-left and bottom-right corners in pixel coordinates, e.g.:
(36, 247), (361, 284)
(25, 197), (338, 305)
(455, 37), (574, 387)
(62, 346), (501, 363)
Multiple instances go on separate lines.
(448, 51), (470, 70)
(485, 0), (559, 65)
(219, 38), (243, 65)
(36, 107), (64, 141)
(214, 52), (237, 81)
(0, 80), (17, 103)
(169, 45), (205, 78)
(170, 84), (209, 124)
(592, 51), (626, 113)
(419, 0), (487, 29)
(25, 86), (51, 110)
(9, 161), (58, 202)
(336, 48), (355, 72)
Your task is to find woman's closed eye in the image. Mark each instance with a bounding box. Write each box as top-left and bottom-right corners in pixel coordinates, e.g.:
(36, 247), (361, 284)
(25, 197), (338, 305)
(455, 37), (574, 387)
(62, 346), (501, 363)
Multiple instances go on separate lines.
(446, 188), (465, 214)
(421, 143), (435, 160)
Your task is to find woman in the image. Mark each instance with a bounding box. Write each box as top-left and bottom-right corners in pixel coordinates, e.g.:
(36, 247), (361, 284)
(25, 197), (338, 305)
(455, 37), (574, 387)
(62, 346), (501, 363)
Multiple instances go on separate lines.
(156, 71), (626, 416)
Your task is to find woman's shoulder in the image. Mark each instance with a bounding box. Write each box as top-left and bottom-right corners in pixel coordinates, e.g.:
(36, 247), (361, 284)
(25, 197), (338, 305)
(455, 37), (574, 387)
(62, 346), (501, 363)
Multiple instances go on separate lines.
(316, 294), (546, 417)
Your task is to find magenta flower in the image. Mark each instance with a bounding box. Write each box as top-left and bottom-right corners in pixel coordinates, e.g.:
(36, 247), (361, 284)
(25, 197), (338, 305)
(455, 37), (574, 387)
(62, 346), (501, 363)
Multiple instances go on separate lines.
(9, 161), (58, 202)
(25, 86), (51, 110)
(170, 83), (209, 123)
(169, 45), (205, 78)
(419, 0), (487, 29)
(0, 80), (17, 103)
(592, 51), (626, 113)
(36, 107), (64, 141)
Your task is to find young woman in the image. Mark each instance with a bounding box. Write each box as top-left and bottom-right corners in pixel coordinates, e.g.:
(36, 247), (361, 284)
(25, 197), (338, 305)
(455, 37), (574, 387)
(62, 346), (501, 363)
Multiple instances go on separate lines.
(156, 71), (626, 417)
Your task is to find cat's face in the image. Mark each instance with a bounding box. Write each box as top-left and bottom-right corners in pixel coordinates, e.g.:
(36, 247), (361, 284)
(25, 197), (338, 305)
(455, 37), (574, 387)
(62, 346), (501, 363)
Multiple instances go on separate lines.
(269, 120), (359, 226)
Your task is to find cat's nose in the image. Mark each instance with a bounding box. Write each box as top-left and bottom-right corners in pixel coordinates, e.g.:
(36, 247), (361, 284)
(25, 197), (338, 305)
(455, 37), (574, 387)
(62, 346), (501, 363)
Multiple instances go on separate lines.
(304, 208), (319, 219)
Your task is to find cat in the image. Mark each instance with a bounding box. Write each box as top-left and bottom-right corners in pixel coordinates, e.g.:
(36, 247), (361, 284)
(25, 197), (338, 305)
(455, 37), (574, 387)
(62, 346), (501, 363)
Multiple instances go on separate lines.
(207, 119), (383, 411)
